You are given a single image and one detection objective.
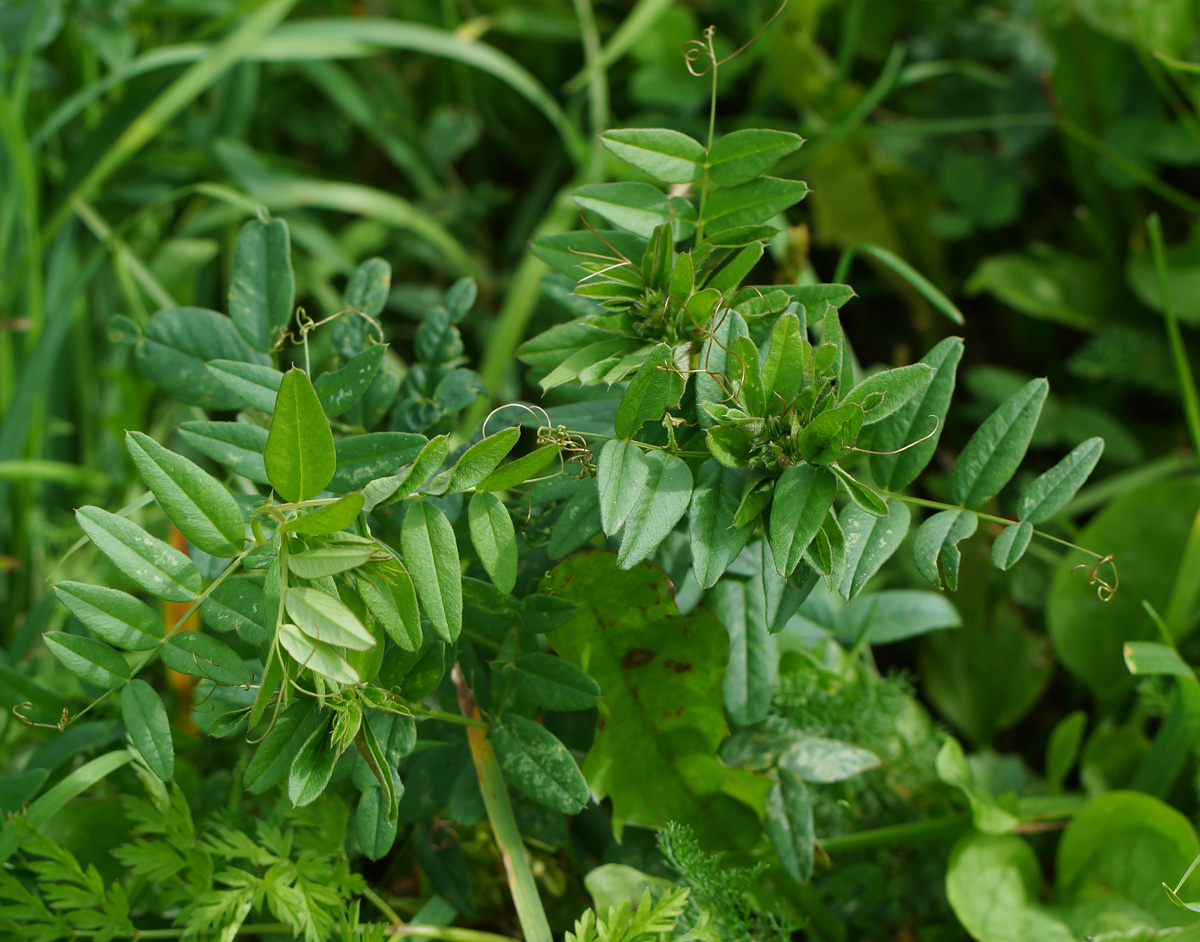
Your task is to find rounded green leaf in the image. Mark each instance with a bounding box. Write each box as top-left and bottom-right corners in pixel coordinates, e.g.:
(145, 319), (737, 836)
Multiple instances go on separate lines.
(228, 217), (294, 352)
(279, 623), (361, 685)
(207, 359), (283, 413)
(161, 632), (250, 685)
(707, 128), (804, 187)
(443, 427), (521, 493)
(491, 713), (589, 814)
(689, 461), (752, 590)
(287, 544), (375, 578)
(329, 432), (427, 493)
(992, 521), (1034, 571)
(779, 737), (880, 783)
(468, 492), (518, 594)
(314, 343), (385, 417)
(600, 128), (706, 184)
(401, 501), (462, 643)
(120, 680), (174, 781)
(125, 431), (245, 558)
(53, 582), (161, 651)
(43, 632), (129, 689)
(244, 699), (321, 794)
(912, 509), (978, 592)
(614, 344), (685, 440)
(285, 586), (375, 651)
(511, 653), (601, 711)
(357, 572), (422, 652)
(201, 578), (269, 644)
(76, 506), (200, 602)
(356, 787), (399, 860)
(597, 439), (650, 536)
(265, 367), (336, 503)
(838, 499), (911, 599)
(768, 465), (838, 577)
(476, 444), (560, 493)
(617, 452), (692, 569)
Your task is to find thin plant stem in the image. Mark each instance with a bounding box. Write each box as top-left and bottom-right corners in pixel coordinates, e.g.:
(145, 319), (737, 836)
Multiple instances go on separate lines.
(1148, 213), (1200, 458)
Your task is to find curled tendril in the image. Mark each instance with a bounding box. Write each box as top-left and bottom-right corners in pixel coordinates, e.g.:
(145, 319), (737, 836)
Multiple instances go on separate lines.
(1072, 554), (1119, 601)
(482, 403), (596, 479)
(272, 306), (385, 353)
(427, 817), (460, 852)
(682, 2), (789, 77)
(13, 702), (71, 731)
(852, 415), (941, 456)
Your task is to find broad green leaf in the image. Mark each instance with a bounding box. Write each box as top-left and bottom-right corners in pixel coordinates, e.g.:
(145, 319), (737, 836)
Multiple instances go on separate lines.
(838, 499), (911, 599)
(617, 452), (692, 569)
(134, 307), (267, 409)
(442, 427), (521, 493)
(834, 589), (961, 645)
(201, 578), (269, 644)
(913, 509), (978, 592)
(600, 128), (706, 184)
(178, 421), (269, 484)
(285, 586), (375, 651)
(544, 554), (768, 845)
(528, 229), (647, 280)
(491, 713), (589, 814)
(830, 464), (888, 517)
(121, 680), (174, 781)
(1046, 710), (1087, 790)
(763, 541), (816, 633)
(799, 405), (863, 465)
(361, 435), (448, 510)
(244, 699), (321, 793)
(765, 769), (814, 883)
(476, 444), (560, 492)
(289, 711), (339, 807)
(281, 494), (364, 535)
(521, 595), (578, 634)
(357, 715), (400, 819)
(839, 364), (934, 425)
(575, 182), (695, 240)
(705, 425), (753, 469)
(710, 577), (775, 727)
(539, 337), (645, 390)
(358, 571), (422, 652)
(357, 788), (399, 860)
(689, 461), (752, 589)
(937, 737), (1019, 834)
(1124, 641), (1195, 679)
(702, 176), (808, 235)
(992, 522), (1033, 571)
(314, 344), (386, 417)
(510, 653), (601, 711)
(344, 257), (391, 319)
(548, 478), (603, 559)
(288, 544), (375, 578)
(401, 501), (462, 643)
(162, 632), (250, 685)
(769, 465), (838, 577)
(279, 623), (361, 685)
(329, 432), (428, 493)
(870, 337), (963, 491)
(125, 431), (245, 558)
(597, 439), (650, 536)
(729, 335), (765, 416)
(76, 506), (200, 602)
(53, 582), (161, 651)
(468, 492), (518, 594)
(949, 378), (1048, 508)
(780, 737), (880, 783)
(265, 368), (336, 503)
(707, 129), (804, 187)
(207, 359), (283, 413)
(228, 217), (294, 351)
(614, 343), (685, 440)
(43, 632), (129, 689)
(761, 312), (806, 409)
(1018, 437), (1105, 524)
(696, 305), (747, 428)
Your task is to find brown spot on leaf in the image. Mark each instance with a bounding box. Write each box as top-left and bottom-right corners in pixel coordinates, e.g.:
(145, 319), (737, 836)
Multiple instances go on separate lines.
(663, 659), (692, 674)
(620, 648), (656, 670)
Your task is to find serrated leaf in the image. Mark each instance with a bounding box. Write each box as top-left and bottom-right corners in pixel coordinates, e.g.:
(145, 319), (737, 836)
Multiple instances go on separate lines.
(161, 632), (250, 685)
(491, 713), (589, 813)
(53, 582), (161, 651)
(600, 128), (706, 184)
(689, 461), (752, 590)
(401, 501), (462, 643)
(510, 654), (601, 711)
(949, 378), (1048, 508)
(285, 586), (375, 651)
(125, 431), (244, 558)
(992, 521), (1033, 571)
(617, 452), (692, 569)
(765, 769), (814, 883)
(839, 499), (911, 599)
(278, 623), (361, 685)
(361, 435), (448, 510)
(288, 544), (375, 578)
(314, 344), (385, 418)
(614, 344), (685, 440)
(597, 439), (650, 536)
(265, 368), (336, 503)
(289, 711), (339, 807)
(442, 427), (521, 494)
(477, 444), (560, 492)
(913, 509), (978, 591)
(178, 421), (269, 484)
(281, 494), (364, 535)
(468, 492), (518, 594)
(357, 571), (422, 652)
(43, 632), (129, 689)
(207, 359), (283, 413)
(121, 680), (174, 781)
(1018, 437), (1105, 524)
(769, 465), (838, 577)
(76, 506), (200, 602)
(707, 128), (804, 187)
(228, 217), (293, 351)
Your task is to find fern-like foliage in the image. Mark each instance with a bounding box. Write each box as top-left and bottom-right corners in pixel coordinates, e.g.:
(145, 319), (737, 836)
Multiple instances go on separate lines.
(564, 886), (702, 942)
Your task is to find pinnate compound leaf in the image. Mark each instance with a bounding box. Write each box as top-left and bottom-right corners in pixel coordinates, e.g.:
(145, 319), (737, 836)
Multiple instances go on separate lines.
(839, 363), (934, 425)
(838, 499), (911, 599)
(264, 368), (336, 503)
(491, 713), (589, 814)
(600, 128), (706, 184)
(949, 378), (1048, 508)
(329, 432), (427, 493)
(443, 427), (521, 493)
(53, 582), (161, 651)
(285, 586), (375, 651)
(401, 501), (462, 642)
(121, 680), (174, 781)
(689, 461), (752, 589)
(597, 439), (650, 536)
(871, 337), (963, 491)
(76, 506), (200, 602)
(992, 522), (1033, 571)
(614, 344), (685, 440)
(125, 431), (245, 558)
(769, 465), (838, 577)
(1018, 437), (1104, 524)
(278, 623), (361, 685)
(617, 452), (692, 569)
(544, 554), (767, 846)
(765, 769), (814, 883)
(468, 491), (518, 594)
(161, 632), (250, 685)
(707, 128), (804, 187)
(43, 632), (130, 689)
(510, 654), (601, 711)
(178, 421), (269, 484)
(913, 509), (978, 591)
(228, 217), (294, 351)
(281, 494), (364, 535)
(314, 344), (385, 417)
